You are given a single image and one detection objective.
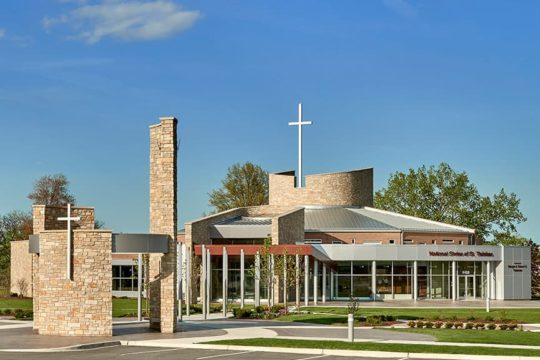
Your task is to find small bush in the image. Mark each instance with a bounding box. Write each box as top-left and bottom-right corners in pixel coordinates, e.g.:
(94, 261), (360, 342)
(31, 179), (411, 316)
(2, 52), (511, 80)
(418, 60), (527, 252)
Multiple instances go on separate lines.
(475, 323), (485, 330)
(384, 315), (395, 322)
(232, 308), (252, 319)
(434, 322), (443, 329)
(499, 324), (508, 330)
(467, 315), (476, 321)
(444, 322), (454, 329)
(270, 304), (285, 313)
(465, 323), (474, 329)
(508, 324), (517, 331)
(486, 323), (497, 330)
(3, 309), (12, 316)
(451, 315), (458, 320)
(366, 316), (383, 326)
(254, 305), (269, 314)
(416, 321), (424, 328)
(432, 315), (440, 321)
(454, 323), (463, 329)
(485, 315), (494, 322)
(408, 321), (416, 328)
(425, 321), (433, 329)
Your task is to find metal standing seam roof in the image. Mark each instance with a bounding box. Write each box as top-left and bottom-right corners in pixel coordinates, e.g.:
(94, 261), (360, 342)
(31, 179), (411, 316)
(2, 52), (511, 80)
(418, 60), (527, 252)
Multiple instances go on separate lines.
(304, 207), (398, 231)
(350, 207), (474, 233)
(214, 216), (272, 226)
(304, 206), (474, 234)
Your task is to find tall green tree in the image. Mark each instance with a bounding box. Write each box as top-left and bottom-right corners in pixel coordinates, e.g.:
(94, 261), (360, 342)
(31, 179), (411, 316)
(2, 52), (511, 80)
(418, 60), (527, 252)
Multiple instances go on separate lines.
(374, 163), (526, 242)
(28, 174), (76, 206)
(209, 162), (268, 212)
(0, 211), (32, 288)
(530, 240), (540, 296)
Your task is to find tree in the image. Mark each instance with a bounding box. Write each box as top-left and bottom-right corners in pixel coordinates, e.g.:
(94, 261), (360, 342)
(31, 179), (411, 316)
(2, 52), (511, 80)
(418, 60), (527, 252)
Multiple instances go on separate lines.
(209, 162), (268, 212)
(0, 211), (32, 288)
(530, 240), (540, 296)
(28, 174), (76, 206)
(374, 163), (526, 242)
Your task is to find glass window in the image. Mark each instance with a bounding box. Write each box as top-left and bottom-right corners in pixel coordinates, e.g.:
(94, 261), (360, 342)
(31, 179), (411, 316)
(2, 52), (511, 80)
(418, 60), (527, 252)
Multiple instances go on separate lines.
(393, 275), (412, 294)
(376, 262), (392, 275)
(112, 264), (142, 292)
(352, 276), (371, 297)
(352, 262), (371, 275)
(376, 276), (392, 294)
(337, 262), (351, 275)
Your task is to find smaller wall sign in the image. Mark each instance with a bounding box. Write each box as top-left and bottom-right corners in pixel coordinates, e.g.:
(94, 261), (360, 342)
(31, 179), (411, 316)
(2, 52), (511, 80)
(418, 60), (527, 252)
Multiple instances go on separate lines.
(508, 262), (527, 272)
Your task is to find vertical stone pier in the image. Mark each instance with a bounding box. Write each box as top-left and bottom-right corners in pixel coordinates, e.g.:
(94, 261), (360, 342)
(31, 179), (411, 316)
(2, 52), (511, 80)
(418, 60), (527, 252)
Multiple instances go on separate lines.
(149, 117), (178, 333)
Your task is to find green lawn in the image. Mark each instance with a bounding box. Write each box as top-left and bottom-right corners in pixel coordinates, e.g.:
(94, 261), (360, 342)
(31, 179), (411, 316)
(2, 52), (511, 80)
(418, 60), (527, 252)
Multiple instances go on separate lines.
(386, 328), (540, 346)
(286, 307), (540, 323)
(0, 298), (147, 317)
(204, 338), (540, 357)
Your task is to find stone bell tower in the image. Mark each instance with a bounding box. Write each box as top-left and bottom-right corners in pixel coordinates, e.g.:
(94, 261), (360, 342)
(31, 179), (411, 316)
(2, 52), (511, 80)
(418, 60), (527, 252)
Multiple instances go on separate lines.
(148, 117), (178, 333)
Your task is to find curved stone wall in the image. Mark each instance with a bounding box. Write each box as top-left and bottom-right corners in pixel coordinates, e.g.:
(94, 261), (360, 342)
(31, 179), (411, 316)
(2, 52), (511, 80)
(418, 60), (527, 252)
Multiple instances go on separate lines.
(269, 168), (373, 207)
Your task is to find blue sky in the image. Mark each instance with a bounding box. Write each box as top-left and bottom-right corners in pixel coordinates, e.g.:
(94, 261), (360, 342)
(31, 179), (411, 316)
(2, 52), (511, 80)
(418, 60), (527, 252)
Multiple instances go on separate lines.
(0, 0), (538, 241)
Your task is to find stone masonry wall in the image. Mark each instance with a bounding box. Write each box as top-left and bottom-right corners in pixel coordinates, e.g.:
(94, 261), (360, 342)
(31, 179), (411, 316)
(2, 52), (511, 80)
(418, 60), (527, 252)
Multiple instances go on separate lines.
(32, 205), (95, 232)
(149, 117), (178, 333)
(35, 230), (112, 336)
(30, 204), (95, 332)
(271, 207), (305, 245)
(10, 240), (32, 297)
(269, 168), (373, 208)
(185, 208), (247, 246)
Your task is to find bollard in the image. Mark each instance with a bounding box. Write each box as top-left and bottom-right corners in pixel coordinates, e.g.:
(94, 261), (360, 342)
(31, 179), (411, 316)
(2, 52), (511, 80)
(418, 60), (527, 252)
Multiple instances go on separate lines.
(348, 313), (354, 342)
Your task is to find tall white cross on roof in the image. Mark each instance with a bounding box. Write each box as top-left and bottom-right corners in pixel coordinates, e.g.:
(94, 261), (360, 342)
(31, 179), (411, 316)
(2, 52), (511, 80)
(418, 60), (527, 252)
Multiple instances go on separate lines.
(58, 203), (80, 280)
(288, 103), (312, 188)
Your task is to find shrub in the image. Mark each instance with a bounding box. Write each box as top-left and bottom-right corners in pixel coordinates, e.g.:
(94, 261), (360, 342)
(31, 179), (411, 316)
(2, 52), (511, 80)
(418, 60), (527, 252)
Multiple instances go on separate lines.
(454, 323), (463, 329)
(255, 305), (269, 314)
(366, 316), (383, 326)
(384, 315), (395, 322)
(499, 310), (509, 323)
(270, 304), (285, 313)
(416, 321), (424, 328)
(499, 324), (508, 330)
(434, 322), (443, 329)
(485, 315), (494, 322)
(408, 321), (416, 328)
(508, 324), (517, 331)
(467, 315), (476, 321)
(451, 315), (458, 320)
(486, 323), (497, 330)
(465, 323), (474, 329)
(3, 309), (12, 316)
(475, 323), (485, 330)
(444, 322), (454, 329)
(232, 308), (252, 319)
(432, 315), (440, 321)
(425, 322), (433, 329)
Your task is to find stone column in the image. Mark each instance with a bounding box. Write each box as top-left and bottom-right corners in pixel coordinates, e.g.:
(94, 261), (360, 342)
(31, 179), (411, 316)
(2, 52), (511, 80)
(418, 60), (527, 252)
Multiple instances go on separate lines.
(240, 249), (245, 309)
(149, 117), (178, 333)
(304, 255), (309, 306)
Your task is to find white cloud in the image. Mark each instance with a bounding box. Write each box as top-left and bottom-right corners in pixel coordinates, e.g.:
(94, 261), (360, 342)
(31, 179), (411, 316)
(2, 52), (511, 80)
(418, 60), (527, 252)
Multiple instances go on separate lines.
(382, 0), (417, 18)
(43, 0), (201, 44)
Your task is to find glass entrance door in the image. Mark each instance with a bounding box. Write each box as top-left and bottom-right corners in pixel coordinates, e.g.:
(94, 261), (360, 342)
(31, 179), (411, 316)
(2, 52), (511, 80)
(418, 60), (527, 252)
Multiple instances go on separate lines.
(458, 275), (475, 299)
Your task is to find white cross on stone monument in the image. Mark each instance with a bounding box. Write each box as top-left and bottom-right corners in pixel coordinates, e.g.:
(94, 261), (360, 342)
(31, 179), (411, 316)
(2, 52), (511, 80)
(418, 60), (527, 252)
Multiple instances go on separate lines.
(58, 203), (80, 280)
(288, 103), (313, 188)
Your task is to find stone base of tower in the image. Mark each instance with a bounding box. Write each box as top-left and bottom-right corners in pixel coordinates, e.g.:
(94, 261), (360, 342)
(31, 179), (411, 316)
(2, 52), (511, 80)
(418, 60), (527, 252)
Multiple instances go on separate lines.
(149, 251), (177, 333)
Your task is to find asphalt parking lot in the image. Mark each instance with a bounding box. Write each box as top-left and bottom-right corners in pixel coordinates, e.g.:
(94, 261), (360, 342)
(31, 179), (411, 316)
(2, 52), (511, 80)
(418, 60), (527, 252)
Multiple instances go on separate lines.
(0, 346), (429, 360)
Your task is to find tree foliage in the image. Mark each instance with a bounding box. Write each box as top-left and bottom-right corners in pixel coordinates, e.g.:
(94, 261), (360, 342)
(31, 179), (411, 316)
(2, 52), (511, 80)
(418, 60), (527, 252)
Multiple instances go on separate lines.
(374, 163), (526, 242)
(209, 162), (268, 212)
(530, 240), (540, 296)
(28, 174), (76, 206)
(0, 211), (33, 288)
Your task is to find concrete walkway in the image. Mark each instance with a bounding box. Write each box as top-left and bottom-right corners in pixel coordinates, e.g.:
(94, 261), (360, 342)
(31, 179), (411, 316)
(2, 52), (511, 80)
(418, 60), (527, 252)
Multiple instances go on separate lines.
(2, 317), (540, 353)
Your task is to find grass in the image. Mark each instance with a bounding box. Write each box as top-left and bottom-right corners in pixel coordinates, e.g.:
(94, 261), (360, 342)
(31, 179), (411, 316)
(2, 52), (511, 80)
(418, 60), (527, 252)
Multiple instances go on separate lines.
(283, 307), (540, 323)
(386, 328), (540, 346)
(0, 298), (148, 317)
(204, 338), (540, 357)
